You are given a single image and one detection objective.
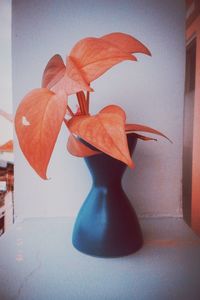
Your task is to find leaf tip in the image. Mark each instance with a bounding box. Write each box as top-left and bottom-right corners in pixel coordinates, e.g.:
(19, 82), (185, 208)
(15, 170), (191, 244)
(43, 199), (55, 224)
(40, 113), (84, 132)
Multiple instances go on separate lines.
(130, 54), (137, 62)
(129, 159), (135, 169)
(145, 48), (152, 57)
(39, 171), (50, 180)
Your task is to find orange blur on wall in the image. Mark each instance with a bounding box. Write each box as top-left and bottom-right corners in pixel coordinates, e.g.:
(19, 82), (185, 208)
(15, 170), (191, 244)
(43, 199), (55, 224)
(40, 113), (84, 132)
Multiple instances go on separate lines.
(186, 11), (200, 234)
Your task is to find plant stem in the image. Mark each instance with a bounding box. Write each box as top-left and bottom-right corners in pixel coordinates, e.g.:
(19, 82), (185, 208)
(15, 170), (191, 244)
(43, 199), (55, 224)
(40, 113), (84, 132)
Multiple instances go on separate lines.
(76, 92), (84, 114)
(80, 92), (88, 114)
(76, 91), (88, 115)
(67, 105), (74, 116)
(86, 91), (90, 113)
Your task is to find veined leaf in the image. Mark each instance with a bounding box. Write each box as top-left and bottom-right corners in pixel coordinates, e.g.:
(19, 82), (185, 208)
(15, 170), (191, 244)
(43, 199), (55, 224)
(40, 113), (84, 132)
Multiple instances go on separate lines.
(42, 33), (150, 97)
(42, 55), (92, 96)
(125, 124), (172, 143)
(99, 104), (126, 121)
(50, 56), (92, 95)
(67, 105), (134, 167)
(67, 134), (100, 157)
(102, 32), (151, 56)
(69, 37), (136, 83)
(15, 88), (67, 179)
(42, 54), (66, 89)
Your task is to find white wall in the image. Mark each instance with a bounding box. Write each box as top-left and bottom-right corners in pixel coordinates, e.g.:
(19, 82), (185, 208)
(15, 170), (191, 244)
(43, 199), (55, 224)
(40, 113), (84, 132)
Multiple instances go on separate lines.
(0, 0), (12, 144)
(12, 0), (185, 219)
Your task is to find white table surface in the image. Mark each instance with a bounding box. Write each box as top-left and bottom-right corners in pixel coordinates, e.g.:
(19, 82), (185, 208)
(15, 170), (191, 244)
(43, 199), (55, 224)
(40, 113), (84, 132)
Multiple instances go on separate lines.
(0, 217), (200, 300)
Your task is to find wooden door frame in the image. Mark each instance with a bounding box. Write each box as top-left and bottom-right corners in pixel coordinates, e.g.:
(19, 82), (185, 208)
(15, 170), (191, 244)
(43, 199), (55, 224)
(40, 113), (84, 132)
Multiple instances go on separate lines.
(186, 1), (200, 234)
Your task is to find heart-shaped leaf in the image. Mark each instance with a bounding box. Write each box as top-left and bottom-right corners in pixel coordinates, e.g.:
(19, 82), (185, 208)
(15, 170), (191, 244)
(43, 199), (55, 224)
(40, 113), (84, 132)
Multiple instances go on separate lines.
(42, 33), (150, 97)
(50, 56), (92, 95)
(125, 123), (172, 142)
(102, 32), (151, 56)
(15, 88), (67, 179)
(67, 134), (100, 157)
(42, 54), (66, 89)
(0, 140), (13, 152)
(69, 37), (136, 83)
(42, 55), (92, 96)
(67, 105), (134, 167)
(99, 105), (126, 121)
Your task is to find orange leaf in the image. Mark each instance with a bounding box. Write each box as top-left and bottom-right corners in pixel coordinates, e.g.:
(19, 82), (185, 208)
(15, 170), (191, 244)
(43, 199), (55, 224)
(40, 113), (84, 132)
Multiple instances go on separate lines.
(99, 105), (126, 121)
(51, 56), (92, 95)
(0, 140), (13, 152)
(69, 37), (136, 83)
(127, 133), (157, 141)
(67, 134), (100, 157)
(67, 105), (134, 167)
(42, 54), (66, 89)
(15, 88), (67, 179)
(42, 55), (92, 96)
(102, 32), (151, 56)
(125, 124), (172, 143)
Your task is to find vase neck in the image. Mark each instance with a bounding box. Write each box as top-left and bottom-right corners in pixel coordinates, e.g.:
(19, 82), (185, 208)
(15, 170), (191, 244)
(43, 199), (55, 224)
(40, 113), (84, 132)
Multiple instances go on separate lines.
(84, 134), (137, 187)
(92, 177), (122, 187)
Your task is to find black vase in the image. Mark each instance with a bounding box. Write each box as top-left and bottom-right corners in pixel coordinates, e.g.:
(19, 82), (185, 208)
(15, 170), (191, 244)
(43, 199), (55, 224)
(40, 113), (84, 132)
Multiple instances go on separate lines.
(72, 133), (143, 257)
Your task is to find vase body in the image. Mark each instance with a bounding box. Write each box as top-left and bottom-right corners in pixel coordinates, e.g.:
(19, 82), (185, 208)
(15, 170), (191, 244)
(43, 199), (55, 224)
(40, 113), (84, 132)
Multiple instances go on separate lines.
(72, 134), (143, 257)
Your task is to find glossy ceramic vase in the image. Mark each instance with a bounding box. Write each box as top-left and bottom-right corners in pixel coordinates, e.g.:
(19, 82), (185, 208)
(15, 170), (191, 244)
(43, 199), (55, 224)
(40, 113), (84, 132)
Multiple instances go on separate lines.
(72, 133), (143, 257)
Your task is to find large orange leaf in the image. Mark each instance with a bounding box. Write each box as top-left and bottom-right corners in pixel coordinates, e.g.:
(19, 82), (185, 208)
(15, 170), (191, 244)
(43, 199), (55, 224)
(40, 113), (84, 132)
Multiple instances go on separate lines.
(42, 55), (92, 95)
(0, 140), (13, 152)
(69, 37), (136, 83)
(15, 88), (67, 179)
(42, 33), (150, 96)
(125, 124), (172, 142)
(67, 105), (134, 167)
(102, 32), (151, 56)
(67, 134), (100, 157)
